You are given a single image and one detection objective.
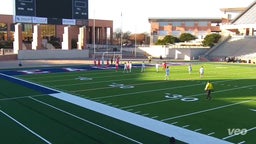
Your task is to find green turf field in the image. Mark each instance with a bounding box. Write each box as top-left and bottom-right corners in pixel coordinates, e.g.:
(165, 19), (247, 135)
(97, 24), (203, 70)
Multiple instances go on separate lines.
(0, 62), (255, 144)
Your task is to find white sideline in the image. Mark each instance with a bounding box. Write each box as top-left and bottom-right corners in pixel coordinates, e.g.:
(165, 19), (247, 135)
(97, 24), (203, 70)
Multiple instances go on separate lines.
(50, 92), (233, 144)
(0, 73), (233, 143)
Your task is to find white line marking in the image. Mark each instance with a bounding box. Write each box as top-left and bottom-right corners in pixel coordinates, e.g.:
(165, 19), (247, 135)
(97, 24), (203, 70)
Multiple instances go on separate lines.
(237, 141), (246, 144)
(121, 84), (256, 109)
(208, 132), (215, 136)
(249, 109), (256, 112)
(49, 92), (232, 144)
(126, 109), (133, 111)
(161, 99), (255, 121)
(194, 128), (202, 132)
(182, 125), (190, 128)
(0, 110), (51, 144)
(142, 113), (149, 116)
(2, 73), (250, 143)
(121, 99), (175, 109)
(171, 122), (178, 125)
(0, 94), (46, 101)
(92, 83), (203, 100)
(29, 97), (143, 144)
(151, 116), (158, 119)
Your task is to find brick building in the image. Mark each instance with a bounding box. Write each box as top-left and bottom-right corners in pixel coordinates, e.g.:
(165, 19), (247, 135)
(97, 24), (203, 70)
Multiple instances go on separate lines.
(148, 17), (222, 44)
(0, 14), (113, 47)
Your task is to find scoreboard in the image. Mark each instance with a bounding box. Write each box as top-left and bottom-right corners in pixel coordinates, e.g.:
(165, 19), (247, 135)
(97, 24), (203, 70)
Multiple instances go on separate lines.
(14, 0), (88, 25)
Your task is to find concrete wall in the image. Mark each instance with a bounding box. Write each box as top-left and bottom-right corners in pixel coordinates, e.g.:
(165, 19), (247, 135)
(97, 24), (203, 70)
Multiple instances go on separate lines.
(138, 46), (208, 60)
(0, 54), (17, 61)
(18, 50), (89, 60)
(168, 48), (208, 60)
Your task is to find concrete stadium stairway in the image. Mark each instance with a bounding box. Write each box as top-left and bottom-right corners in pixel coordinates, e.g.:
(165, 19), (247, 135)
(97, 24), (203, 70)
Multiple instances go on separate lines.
(206, 36), (256, 61)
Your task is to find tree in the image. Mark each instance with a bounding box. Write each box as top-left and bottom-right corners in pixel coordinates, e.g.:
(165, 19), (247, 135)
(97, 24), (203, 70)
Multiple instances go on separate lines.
(179, 33), (197, 42)
(155, 35), (179, 45)
(129, 33), (147, 45)
(114, 28), (122, 40)
(202, 33), (221, 47)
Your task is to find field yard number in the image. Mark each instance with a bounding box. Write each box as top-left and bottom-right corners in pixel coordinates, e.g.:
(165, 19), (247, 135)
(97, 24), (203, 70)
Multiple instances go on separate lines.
(164, 93), (198, 102)
(109, 83), (134, 89)
(75, 76), (92, 81)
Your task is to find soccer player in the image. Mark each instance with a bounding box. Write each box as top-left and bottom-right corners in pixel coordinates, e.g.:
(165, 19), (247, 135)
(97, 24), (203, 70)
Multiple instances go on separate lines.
(94, 58), (97, 66)
(110, 56), (113, 65)
(188, 64), (192, 74)
(163, 61), (167, 71)
(106, 59), (109, 67)
(115, 61), (119, 72)
(156, 63), (159, 72)
(129, 61), (132, 72)
(165, 66), (170, 80)
(204, 81), (214, 100)
(123, 62), (128, 73)
(97, 58), (101, 67)
(199, 66), (204, 78)
(141, 61), (145, 72)
(116, 56), (120, 65)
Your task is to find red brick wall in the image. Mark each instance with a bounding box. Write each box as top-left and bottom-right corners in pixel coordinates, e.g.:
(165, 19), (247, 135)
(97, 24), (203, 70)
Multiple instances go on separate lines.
(0, 15), (113, 44)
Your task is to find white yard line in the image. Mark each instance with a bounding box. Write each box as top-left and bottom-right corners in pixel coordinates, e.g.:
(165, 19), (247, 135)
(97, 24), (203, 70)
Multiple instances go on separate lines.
(1, 73), (252, 144)
(161, 99), (254, 121)
(71, 80), (170, 93)
(92, 83), (203, 100)
(121, 84), (256, 110)
(121, 99), (177, 109)
(91, 81), (256, 101)
(49, 92), (233, 144)
(29, 97), (143, 144)
(0, 94), (46, 101)
(0, 110), (51, 144)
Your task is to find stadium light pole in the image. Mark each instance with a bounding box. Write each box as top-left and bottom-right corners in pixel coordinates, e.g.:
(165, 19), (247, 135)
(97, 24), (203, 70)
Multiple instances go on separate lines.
(93, 9), (96, 59)
(120, 11), (123, 58)
(134, 26), (137, 58)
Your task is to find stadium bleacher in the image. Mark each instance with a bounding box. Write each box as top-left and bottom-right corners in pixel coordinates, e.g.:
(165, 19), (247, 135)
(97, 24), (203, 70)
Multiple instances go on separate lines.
(206, 36), (256, 62)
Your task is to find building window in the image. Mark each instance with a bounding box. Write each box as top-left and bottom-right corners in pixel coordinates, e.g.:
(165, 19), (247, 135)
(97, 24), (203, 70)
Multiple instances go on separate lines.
(0, 23), (7, 40)
(152, 31), (158, 35)
(0, 23), (7, 31)
(159, 22), (169, 27)
(198, 21), (208, 26)
(172, 31), (181, 37)
(185, 21), (194, 27)
(159, 30), (168, 36)
(186, 30), (195, 35)
(22, 24), (33, 42)
(41, 25), (56, 38)
(171, 22), (182, 27)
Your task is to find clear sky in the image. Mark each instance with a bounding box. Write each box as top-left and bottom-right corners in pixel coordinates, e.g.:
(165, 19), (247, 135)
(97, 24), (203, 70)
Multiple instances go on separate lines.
(89, 0), (255, 33)
(0, 0), (255, 33)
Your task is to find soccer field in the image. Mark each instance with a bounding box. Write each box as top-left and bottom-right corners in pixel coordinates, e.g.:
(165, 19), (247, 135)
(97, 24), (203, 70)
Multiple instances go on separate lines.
(0, 62), (255, 144)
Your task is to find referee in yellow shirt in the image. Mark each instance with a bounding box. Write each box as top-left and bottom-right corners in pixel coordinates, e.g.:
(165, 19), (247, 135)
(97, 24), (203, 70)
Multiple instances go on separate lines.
(205, 81), (214, 100)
